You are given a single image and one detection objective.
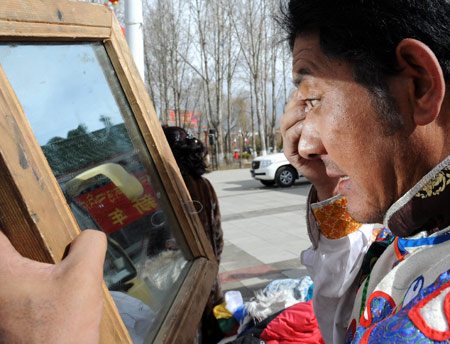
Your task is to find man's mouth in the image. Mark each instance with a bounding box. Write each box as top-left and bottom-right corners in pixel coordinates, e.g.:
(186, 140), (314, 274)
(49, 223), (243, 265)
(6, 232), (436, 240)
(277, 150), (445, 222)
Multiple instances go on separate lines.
(338, 175), (351, 193)
(323, 158), (351, 194)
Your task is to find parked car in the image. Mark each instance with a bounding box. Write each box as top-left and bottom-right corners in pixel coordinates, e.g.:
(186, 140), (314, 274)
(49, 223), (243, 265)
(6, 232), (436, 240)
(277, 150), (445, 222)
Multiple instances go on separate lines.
(250, 152), (302, 187)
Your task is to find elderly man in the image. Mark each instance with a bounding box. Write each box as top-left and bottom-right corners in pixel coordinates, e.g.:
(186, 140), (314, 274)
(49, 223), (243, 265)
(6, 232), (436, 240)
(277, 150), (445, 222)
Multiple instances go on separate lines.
(280, 0), (450, 343)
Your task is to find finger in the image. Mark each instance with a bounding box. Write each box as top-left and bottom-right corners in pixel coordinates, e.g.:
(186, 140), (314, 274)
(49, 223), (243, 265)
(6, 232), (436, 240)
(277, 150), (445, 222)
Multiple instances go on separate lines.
(54, 230), (106, 344)
(283, 121), (304, 169)
(283, 121), (303, 155)
(280, 103), (306, 137)
(281, 105), (304, 148)
(285, 89), (308, 114)
(280, 108), (303, 136)
(60, 230), (107, 279)
(284, 89), (301, 112)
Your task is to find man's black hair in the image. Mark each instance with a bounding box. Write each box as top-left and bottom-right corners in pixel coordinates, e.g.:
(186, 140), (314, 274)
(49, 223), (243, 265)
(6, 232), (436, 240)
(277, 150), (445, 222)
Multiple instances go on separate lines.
(281, 0), (450, 85)
(280, 0), (450, 129)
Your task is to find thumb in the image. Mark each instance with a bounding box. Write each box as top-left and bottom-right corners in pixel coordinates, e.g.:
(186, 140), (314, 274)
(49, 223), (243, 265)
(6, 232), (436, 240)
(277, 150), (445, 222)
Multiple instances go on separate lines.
(60, 230), (107, 280)
(53, 230), (107, 344)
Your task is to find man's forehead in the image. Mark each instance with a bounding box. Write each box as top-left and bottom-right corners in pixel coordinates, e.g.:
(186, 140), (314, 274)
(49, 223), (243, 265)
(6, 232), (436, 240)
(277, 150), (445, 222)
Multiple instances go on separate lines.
(292, 34), (326, 79)
(292, 33), (353, 85)
(293, 34), (322, 58)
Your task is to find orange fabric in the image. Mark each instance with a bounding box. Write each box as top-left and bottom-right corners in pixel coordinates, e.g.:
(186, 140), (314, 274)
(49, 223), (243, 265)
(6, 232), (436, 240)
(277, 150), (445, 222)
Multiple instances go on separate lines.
(312, 197), (362, 239)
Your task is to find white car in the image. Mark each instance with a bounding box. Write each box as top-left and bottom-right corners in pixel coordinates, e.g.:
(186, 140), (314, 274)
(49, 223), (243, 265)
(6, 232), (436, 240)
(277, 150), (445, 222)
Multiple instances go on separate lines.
(250, 152), (302, 187)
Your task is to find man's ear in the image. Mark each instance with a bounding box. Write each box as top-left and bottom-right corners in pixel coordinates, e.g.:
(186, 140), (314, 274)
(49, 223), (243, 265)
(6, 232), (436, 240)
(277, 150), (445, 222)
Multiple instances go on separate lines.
(395, 39), (445, 126)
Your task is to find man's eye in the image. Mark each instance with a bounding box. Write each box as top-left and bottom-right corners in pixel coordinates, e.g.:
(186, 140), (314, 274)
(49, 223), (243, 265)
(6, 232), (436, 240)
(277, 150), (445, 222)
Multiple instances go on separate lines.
(304, 99), (319, 113)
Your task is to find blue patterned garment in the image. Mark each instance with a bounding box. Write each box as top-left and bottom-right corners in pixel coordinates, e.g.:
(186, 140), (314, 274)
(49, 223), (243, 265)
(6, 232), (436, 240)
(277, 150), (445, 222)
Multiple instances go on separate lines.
(348, 270), (450, 343)
(344, 158), (450, 343)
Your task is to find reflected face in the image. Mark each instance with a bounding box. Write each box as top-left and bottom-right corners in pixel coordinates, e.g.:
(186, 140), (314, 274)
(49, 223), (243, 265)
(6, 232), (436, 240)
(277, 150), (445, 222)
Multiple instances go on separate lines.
(292, 34), (424, 223)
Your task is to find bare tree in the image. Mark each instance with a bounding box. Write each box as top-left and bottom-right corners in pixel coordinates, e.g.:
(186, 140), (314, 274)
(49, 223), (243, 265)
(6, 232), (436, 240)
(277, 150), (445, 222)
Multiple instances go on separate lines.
(232, 0), (268, 156)
(267, 0), (283, 153)
(185, 0), (229, 164)
(143, 0), (200, 129)
(143, 0), (171, 123)
(80, 0), (294, 163)
(217, 0), (241, 161)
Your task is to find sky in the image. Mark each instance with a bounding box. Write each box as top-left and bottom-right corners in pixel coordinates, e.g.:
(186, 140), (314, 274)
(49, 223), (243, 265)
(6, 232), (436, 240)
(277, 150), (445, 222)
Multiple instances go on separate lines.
(0, 43), (126, 145)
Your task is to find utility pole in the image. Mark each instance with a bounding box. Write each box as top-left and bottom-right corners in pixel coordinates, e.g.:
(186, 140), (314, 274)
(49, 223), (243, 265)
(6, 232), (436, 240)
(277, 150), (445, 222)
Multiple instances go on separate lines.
(124, 0), (145, 79)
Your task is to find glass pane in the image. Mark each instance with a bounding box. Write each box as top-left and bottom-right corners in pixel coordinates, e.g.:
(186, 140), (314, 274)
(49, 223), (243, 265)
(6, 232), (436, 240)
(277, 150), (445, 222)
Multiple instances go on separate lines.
(0, 43), (192, 343)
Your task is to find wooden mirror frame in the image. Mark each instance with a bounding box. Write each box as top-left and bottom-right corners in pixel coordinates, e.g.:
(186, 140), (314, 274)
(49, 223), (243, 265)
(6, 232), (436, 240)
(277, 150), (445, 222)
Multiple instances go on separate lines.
(0, 1), (218, 343)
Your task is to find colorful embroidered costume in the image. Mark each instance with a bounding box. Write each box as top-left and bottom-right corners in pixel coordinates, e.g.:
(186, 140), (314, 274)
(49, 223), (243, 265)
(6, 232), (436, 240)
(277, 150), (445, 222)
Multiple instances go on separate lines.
(304, 156), (450, 343)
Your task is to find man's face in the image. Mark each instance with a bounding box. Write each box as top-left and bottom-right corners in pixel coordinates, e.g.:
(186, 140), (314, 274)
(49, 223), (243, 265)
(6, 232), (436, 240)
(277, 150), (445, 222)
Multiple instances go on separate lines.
(292, 34), (426, 223)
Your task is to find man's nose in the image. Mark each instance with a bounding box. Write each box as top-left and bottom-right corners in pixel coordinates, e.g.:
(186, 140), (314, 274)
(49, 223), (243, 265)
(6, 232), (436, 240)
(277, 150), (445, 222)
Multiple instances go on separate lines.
(298, 120), (326, 160)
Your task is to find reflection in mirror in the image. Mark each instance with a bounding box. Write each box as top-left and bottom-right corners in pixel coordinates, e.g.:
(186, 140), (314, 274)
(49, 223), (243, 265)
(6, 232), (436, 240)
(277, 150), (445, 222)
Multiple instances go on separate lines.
(0, 43), (192, 343)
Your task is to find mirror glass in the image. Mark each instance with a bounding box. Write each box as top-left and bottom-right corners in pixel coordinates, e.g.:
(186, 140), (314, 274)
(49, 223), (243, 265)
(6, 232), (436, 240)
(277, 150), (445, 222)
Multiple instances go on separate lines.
(0, 42), (192, 343)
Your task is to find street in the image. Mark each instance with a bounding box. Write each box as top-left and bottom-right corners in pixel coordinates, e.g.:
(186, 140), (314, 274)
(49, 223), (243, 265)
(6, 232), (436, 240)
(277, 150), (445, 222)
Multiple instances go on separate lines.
(206, 168), (312, 299)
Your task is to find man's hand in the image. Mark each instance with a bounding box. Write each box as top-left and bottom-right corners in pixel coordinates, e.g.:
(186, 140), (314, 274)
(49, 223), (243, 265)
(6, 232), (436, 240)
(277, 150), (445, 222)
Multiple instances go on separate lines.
(0, 229), (107, 344)
(280, 90), (339, 201)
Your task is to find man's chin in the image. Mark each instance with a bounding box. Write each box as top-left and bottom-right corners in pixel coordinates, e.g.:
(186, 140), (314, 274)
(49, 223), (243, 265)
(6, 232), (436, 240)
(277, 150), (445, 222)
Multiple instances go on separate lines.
(346, 198), (385, 224)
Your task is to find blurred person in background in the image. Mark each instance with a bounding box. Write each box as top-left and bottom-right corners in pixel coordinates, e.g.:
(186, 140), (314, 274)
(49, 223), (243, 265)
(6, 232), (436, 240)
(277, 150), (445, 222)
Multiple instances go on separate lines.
(163, 126), (224, 344)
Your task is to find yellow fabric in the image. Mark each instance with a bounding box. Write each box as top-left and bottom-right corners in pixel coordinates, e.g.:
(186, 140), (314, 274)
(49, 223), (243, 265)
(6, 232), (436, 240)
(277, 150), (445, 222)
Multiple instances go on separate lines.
(213, 302), (233, 320)
(312, 197), (362, 239)
(126, 277), (154, 309)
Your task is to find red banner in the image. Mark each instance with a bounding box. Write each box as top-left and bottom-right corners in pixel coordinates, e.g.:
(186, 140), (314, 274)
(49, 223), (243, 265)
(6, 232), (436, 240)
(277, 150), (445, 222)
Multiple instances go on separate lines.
(74, 171), (159, 234)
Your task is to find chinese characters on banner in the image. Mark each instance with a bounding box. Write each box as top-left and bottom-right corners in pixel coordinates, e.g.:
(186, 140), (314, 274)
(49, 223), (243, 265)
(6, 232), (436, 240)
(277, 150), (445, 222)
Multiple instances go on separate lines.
(75, 171), (159, 234)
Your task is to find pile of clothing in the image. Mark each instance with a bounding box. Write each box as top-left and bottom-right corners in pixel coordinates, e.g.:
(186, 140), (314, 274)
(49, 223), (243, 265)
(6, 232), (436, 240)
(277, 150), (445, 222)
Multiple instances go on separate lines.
(214, 277), (323, 344)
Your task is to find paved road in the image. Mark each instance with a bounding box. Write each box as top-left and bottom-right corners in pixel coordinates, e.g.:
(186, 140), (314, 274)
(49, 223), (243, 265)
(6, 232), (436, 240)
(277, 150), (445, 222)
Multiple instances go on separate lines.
(206, 168), (312, 299)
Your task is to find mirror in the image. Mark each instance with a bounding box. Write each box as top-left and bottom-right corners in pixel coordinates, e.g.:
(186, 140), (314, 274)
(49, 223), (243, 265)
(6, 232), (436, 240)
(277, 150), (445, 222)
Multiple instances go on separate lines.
(0, 42), (192, 343)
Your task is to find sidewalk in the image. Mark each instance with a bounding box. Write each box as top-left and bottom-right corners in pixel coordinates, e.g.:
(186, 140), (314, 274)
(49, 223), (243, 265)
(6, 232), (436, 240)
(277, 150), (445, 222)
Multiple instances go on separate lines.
(206, 168), (312, 300)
